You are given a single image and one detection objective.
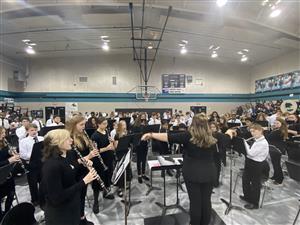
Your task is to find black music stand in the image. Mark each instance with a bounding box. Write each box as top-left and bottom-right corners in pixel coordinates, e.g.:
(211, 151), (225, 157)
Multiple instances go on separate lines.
(220, 138), (244, 215)
(227, 122), (241, 129)
(112, 134), (141, 225)
(155, 156), (187, 217)
(40, 125), (65, 136)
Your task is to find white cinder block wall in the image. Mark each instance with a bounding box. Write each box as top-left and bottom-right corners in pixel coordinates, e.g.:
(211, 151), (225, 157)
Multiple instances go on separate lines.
(25, 55), (251, 94)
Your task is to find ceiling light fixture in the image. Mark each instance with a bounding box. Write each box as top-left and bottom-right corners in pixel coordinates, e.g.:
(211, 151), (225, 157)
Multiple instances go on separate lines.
(147, 45), (153, 50)
(25, 46), (36, 55)
(211, 51), (218, 58)
(102, 43), (110, 51)
(22, 39), (30, 43)
(241, 55), (248, 62)
(180, 47), (187, 54)
(270, 9), (281, 17)
(216, 0), (228, 7)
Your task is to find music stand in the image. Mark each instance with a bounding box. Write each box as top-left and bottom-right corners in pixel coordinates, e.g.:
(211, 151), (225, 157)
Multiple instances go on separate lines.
(220, 138), (244, 215)
(40, 126), (65, 136)
(112, 134), (141, 225)
(227, 122), (241, 129)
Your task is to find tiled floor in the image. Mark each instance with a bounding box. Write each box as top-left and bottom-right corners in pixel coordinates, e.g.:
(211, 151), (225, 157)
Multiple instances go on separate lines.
(13, 154), (300, 225)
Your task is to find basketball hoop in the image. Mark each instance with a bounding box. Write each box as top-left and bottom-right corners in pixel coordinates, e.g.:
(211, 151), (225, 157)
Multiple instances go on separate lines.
(130, 85), (159, 101)
(143, 92), (150, 102)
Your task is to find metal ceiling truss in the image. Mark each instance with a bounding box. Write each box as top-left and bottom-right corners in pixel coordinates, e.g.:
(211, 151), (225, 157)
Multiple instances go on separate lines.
(129, 1), (172, 87)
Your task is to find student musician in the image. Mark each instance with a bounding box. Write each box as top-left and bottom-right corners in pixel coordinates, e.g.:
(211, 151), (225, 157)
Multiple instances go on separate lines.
(45, 114), (53, 126)
(48, 115), (64, 127)
(286, 114), (300, 137)
(19, 123), (44, 206)
(227, 113), (242, 126)
(0, 127), (20, 221)
(91, 117), (115, 212)
(65, 115), (98, 224)
(132, 114), (149, 184)
(40, 129), (97, 225)
(0, 113), (10, 129)
(265, 117), (288, 185)
(148, 112), (161, 125)
(16, 117), (30, 141)
(219, 116), (229, 133)
(32, 116), (44, 132)
(227, 124), (269, 209)
(208, 111), (220, 123)
(110, 121), (118, 140)
(142, 114), (217, 225)
(113, 120), (132, 197)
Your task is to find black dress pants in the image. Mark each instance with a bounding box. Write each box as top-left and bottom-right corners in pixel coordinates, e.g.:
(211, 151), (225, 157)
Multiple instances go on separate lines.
(242, 158), (265, 206)
(185, 181), (213, 225)
(27, 166), (41, 203)
(136, 141), (148, 176)
(269, 146), (284, 183)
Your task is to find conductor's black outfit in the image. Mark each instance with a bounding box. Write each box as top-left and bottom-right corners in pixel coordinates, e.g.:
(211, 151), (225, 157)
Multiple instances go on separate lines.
(168, 131), (217, 225)
(41, 152), (85, 225)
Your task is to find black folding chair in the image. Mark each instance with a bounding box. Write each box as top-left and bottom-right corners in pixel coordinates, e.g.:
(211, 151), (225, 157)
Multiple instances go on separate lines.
(285, 160), (300, 225)
(0, 202), (37, 225)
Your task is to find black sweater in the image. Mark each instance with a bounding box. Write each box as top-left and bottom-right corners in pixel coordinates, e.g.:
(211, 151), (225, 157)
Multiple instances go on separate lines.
(41, 152), (85, 225)
(168, 131), (217, 183)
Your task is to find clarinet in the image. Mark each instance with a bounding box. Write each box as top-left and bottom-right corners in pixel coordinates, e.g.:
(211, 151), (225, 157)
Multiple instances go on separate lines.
(4, 139), (28, 174)
(72, 145), (109, 193)
(83, 130), (108, 171)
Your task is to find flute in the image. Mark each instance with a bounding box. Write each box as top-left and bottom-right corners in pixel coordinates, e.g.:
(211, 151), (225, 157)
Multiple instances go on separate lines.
(5, 139), (28, 174)
(72, 145), (109, 194)
(83, 130), (108, 171)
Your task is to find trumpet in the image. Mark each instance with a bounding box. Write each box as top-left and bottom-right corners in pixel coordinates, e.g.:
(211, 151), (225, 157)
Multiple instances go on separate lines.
(72, 145), (108, 194)
(83, 130), (108, 171)
(4, 139), (29, 174)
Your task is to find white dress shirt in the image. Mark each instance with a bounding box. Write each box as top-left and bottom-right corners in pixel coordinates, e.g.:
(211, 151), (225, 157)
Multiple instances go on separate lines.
(228, 119), (242, 126)
(19, 135), (44, 161)
(0, 118), (10, 129)
(243, 136), (269, 162)
(110, 129), (116, 140)
(148, 118), (161, 125)
(16, 126), (27, 141)
(46, 118), (53, 126)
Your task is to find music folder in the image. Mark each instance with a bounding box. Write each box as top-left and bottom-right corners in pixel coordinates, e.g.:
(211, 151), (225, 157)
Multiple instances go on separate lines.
(232, 137), (247, 155)
(112, 134), (133, 185)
